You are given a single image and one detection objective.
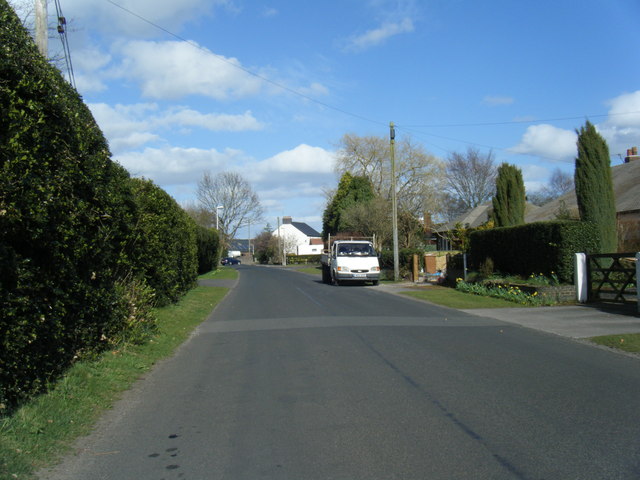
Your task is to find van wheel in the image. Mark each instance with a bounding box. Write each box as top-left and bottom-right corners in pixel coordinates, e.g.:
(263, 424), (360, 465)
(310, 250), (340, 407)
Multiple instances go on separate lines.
(372, 280), (379, 286)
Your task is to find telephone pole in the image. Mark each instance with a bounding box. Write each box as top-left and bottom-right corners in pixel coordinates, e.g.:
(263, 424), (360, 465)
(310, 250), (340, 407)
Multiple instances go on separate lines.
(390, 122), (399, 282)
(35, 0), (48, 57)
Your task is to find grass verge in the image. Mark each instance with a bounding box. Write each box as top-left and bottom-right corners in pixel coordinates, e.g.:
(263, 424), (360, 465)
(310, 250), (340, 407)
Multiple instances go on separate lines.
(589, 333), (640, 354)
(0, 270), (234, 480)
(400, 286), (530, 309)
(295, 265), (322, 276)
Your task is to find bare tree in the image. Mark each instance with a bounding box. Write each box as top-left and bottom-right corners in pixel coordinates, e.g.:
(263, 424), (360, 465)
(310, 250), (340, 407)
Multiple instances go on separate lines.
(196, 171), (263, 247)
(334, 133), (445, 217)
(528, 168), (574, 206)
(444, 147), (497, 211)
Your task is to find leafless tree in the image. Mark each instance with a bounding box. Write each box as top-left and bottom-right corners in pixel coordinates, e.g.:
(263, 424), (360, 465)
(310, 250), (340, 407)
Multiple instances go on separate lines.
(444, 147), (497, 211)
(527, 168), (574, 206)
(196, 171), (263, 247)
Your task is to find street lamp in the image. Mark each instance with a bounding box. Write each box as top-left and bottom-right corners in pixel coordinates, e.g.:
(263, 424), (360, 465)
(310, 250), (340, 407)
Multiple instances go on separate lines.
(216, 205), (223, 230)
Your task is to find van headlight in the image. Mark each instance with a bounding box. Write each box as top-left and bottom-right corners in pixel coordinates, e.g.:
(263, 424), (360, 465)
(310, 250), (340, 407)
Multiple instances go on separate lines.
(337, 266), (350, 272)
(371, 266), (380, 272)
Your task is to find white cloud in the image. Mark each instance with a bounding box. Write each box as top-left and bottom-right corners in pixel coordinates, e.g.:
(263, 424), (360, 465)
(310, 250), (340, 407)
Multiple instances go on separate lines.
(64, 0), (232, 37)
(483, 95), (514, 106)
(116, 40), (263, 100)
(160, 109), (264, 132)
(115, 146), (244, 185)
(89, 102), (263, 153)
(510, 124), (577, 161)
(255, 144), (336, 174)
(345, 17), (414, 51)
(598, 90), (640, 157)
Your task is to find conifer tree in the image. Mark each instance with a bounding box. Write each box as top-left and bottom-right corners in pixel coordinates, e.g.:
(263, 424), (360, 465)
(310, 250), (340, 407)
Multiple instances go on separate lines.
(491, 163), (525, 227)
(322, 173), (375, 238)
(574, 121), (617, 252)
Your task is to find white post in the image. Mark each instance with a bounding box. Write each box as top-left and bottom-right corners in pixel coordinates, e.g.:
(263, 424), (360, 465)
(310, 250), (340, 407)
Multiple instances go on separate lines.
(35, 0), (48, 57)
(575, 253), (588, 303)
(636, 252), (639, 314)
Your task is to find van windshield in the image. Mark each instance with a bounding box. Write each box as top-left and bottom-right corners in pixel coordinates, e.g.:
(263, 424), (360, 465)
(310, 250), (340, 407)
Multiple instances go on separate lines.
(337, 244), (377, 257)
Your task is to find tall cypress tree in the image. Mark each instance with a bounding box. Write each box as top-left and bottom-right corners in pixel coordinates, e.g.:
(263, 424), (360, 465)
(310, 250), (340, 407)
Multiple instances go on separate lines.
(492, 163), (525, 227)
(574, 121), (617, 252)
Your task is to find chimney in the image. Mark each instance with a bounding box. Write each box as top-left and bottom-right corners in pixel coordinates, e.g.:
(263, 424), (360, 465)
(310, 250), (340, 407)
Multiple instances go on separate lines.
(625, 147), (639, 163)
(283, 216), (292, 224)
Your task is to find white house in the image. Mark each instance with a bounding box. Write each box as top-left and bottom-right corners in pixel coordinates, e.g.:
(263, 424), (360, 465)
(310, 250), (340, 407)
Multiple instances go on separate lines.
(272, 216), (323, 255)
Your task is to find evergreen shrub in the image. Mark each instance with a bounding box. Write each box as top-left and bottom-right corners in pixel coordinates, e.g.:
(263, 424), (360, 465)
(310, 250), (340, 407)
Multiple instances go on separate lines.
(0, 1), (137, 409)
(468, 220), (600, 283)
(196, 225), (220, 274)
(128, 178), (198, 306)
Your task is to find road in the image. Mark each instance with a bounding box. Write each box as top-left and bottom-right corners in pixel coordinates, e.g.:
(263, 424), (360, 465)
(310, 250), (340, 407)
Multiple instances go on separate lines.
(41, 265), (640, 479)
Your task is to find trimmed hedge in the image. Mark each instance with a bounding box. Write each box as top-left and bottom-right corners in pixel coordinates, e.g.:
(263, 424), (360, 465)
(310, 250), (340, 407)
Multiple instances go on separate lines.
(468, 220), (600, 283)
(128, 178), (198, 306)
(0, 1), (139, 408)
(285, 254), (321, 265)
(0, 2), (203, 410)
(196, 225), (220, 274)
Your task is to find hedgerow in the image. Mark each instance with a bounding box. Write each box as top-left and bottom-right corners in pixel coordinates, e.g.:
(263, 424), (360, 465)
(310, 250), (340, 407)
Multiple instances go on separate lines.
(0, 1), (203, 411)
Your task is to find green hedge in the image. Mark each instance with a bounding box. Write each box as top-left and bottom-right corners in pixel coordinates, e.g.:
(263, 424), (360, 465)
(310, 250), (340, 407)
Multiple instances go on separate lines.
(0, 2), (201, 411)
(468, 220), (600, 283)
(285, 254), (321, 265)
(0, 1), (140, 409)
(196, 225), (220, 274)
(128, 178), (197, 306)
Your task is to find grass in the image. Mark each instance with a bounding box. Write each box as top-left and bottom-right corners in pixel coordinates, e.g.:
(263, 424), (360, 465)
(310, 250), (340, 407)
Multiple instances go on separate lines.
(0, 270), (234, 480)
(198, 266), (239, 280)
(400, 286), (530, 309)
(589, 333), (640, 354)
(295, 265), (323, 276)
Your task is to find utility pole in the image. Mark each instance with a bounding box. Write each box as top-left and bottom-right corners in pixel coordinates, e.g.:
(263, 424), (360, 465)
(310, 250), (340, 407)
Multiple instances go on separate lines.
(390, 122), (399, 282)
(35, 0), (48, 57)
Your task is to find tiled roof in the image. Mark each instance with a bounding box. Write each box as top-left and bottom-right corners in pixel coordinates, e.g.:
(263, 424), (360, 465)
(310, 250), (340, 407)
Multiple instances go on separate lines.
(525, 160), (640, 223)
(291, 221), (321, 237)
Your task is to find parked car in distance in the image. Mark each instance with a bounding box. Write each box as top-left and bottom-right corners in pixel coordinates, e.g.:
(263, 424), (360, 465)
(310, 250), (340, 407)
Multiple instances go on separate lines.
(221, 257), (241, 265)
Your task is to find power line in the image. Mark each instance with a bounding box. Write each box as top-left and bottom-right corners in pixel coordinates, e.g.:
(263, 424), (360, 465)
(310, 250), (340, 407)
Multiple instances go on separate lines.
(104, 0), (386, 129)
(54, 0), (76, 89)
(402, 111), (640, 129)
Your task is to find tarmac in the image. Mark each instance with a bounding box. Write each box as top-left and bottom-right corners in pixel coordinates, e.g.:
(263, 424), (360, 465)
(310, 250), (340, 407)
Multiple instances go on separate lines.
(376, 281), (640, 340)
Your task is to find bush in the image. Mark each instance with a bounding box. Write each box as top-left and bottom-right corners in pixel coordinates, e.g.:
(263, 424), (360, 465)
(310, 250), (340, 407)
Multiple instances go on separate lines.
(196, 226), (220, 274)
(468, 220), (600, 283)
(285, 254), (321, 265)
(128, 178), (198, 306)
(0, 1), (139, 410)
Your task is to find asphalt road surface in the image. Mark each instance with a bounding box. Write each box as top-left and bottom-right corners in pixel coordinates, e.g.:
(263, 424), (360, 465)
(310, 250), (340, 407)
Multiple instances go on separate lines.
(41, 265), (640, 480)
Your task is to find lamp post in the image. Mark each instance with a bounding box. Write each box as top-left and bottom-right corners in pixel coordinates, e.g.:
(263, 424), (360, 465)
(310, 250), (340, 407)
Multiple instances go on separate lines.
(216, 205), (223, 230)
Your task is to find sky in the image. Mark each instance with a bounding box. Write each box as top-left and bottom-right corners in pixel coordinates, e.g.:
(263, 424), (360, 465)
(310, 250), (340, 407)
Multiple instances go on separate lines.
(31, 0), (640, 234)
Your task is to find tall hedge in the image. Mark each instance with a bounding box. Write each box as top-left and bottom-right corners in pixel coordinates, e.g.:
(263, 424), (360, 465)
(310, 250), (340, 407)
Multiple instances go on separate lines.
(574, 121), (617, 252)
(196, 225), (220, 274)
(128, 178), (198, 306)
(0, 1), (137, 408)
(468, 220), (600, 283)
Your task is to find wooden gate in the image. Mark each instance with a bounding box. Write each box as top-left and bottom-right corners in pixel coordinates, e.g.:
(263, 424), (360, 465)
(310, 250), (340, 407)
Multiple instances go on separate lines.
(586, 253), (638, 304)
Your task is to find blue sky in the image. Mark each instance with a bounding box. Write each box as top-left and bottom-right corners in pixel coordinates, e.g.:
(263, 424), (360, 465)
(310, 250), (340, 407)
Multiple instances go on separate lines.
(36, 0), (640, 233)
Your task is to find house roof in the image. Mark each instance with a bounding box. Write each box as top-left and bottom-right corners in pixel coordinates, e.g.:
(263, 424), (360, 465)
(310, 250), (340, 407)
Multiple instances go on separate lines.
(525, 160), (640, 223)
(437, 202), (540, 232)
(291, 221), (321, 238)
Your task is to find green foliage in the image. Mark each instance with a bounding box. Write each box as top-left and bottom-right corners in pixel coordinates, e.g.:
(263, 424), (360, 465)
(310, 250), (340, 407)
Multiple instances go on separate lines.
(322, 173), (375, 238)
(128, 178), (198, 306)
(195, 225), (220, 274)
(0, 2), (200, 411)
(285, 254), (322, 265)
(468, 220), (600, 283)
(0, 1), (140, 410)
(455, 279), (556, 306)
(492, 163), (525, 227)
(574, 121), (617, 252)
